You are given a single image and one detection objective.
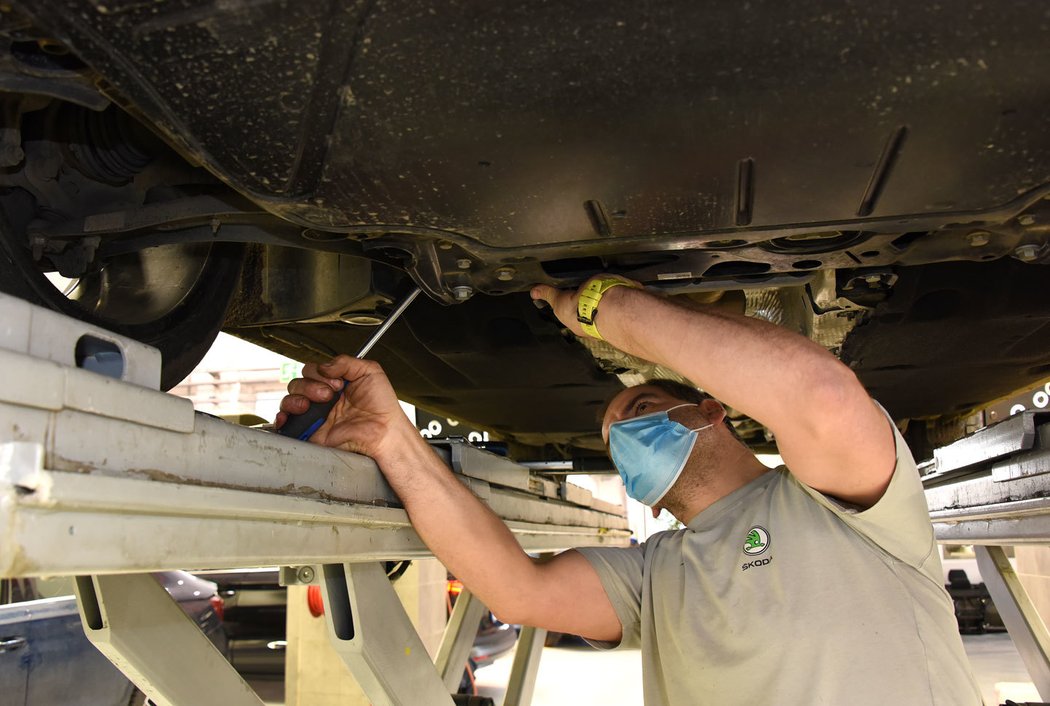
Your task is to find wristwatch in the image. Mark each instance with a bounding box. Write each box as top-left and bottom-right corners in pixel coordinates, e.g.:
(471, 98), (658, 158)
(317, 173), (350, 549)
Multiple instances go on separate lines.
(576, 277), (640, 340)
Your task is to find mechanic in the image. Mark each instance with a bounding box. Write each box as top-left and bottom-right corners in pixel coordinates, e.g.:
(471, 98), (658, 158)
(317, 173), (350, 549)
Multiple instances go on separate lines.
(277, 276), (981, 705)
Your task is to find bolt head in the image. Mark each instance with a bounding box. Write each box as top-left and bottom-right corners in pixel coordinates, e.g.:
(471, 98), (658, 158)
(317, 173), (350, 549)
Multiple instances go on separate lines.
(1018, 215), (1036, 226)
(864, 275), (882, 284)
(452, 285), (474, 301)
(437, 240), (453, 250)
(495, 267), (515, 281)
(456, 258), (472, 270)
(967, 231), (990, 247)
(1014, 244), (1040, 262)
(296, 566), (315, 583)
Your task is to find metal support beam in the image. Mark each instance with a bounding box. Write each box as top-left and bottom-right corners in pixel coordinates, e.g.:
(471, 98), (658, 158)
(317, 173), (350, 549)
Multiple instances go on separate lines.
(435, 587), (487, 692)
(503, 625), (547, 706)
(319, 562), (455, 706)
(975, 545), (1050, 699)
(74, 573), (263, 706)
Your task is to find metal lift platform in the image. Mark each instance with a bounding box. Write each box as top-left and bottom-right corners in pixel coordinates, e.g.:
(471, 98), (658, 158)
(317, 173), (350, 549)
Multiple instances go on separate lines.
(924, 408), (1050, 700)
(0, 292), (631, 706)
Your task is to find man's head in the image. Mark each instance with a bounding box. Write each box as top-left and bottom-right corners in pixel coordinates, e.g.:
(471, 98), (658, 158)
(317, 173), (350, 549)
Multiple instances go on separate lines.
(601, 379), (733, 445)
(602, 379), (741, 520)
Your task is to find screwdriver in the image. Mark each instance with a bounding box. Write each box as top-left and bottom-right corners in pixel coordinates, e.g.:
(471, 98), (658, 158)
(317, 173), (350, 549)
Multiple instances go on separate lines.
(277, 286), (422, 441)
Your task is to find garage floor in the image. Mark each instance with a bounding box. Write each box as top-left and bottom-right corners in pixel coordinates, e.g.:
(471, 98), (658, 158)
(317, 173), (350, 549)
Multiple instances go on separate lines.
(472, 633), (1035, 706)
(247, 632), (1035, 705)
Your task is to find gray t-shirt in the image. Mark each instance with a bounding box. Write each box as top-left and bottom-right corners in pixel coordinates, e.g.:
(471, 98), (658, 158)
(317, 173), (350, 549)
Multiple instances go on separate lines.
(578, 417), (981, 705)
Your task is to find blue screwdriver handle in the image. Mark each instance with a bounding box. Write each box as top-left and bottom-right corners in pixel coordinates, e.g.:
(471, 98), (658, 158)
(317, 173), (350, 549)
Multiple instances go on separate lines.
(276, 286), (421, 441)
(277, 385), (344, 441)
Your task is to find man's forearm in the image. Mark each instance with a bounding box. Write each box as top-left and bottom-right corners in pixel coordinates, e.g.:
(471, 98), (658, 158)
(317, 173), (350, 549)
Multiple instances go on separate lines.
(374, 429), (542, 624)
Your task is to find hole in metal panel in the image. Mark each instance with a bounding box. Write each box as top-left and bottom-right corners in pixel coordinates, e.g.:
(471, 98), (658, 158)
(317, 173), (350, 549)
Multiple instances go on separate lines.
(701, 239), (748, 249)
(322, 565), (355, 641)
(702, 261), (771, 278)
(75, 576), (103, 630)
(792, 260), (822, 270)
(75, 335), (124, 380)
(539, 256), (605, 279)
(763, 231), (868, 254)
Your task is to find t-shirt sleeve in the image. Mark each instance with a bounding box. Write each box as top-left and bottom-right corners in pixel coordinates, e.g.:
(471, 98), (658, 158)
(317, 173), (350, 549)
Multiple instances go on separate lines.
(575, 543), (646, 649)
(795, 402), (935, 569)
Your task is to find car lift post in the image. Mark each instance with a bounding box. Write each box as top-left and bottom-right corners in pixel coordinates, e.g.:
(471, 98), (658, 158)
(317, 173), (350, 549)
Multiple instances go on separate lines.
(504, 625), (548, 706)
(434, 586), (488, 691)
(0, 292), (631, 706)
(74, 573), (265, 706)
(316, 562), (456, 705)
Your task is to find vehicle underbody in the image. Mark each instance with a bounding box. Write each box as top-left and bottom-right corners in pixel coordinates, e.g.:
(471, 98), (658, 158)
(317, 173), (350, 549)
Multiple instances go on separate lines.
(1, 0), (1048, 462)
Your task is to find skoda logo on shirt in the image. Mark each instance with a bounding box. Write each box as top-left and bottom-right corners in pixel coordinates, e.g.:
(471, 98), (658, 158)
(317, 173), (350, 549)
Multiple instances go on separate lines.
(742, 526), (770, 556)
(741, 526), (772, 572)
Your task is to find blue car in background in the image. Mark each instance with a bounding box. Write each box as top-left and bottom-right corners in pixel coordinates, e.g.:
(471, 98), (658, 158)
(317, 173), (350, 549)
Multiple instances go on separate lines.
(0, 573), (226, 706)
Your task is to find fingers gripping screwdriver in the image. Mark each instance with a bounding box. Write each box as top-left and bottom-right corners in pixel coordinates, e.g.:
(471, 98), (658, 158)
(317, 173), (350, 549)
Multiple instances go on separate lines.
(277, 286), (422, 441)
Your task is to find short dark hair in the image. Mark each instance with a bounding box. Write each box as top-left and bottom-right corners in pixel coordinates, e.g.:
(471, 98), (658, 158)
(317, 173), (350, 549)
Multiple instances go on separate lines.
(640, 378), (743, 441)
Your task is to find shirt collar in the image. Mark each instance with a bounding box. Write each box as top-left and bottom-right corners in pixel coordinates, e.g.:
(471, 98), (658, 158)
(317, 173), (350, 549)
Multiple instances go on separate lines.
(685, 468), (780, 531)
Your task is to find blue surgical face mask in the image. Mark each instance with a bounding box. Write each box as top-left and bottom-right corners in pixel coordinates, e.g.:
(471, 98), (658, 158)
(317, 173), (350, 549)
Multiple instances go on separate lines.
(608, 404), (713, 506)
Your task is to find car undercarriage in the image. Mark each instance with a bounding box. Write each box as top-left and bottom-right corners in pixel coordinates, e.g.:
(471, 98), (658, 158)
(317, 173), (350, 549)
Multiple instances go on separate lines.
(1, 0), (1048, 462)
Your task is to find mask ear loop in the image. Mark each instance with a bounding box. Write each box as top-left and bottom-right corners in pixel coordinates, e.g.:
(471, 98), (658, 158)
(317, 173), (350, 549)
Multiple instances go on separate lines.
(665, 403), (716, 433)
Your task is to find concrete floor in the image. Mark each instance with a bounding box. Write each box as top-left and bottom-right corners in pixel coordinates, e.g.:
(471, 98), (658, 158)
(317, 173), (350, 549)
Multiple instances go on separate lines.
(964, 632), (1040, 705)
(469, 632), (1038, 706)
(248, 631), (1039, 705)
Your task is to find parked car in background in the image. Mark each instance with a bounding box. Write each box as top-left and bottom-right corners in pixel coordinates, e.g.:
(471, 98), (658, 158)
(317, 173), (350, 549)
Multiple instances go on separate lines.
(201, 568), (289, 677)
(0, 573), (226, 706)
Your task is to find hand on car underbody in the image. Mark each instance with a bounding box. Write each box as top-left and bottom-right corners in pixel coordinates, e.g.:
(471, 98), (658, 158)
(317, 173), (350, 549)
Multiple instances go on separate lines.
(276, 355), (419, 463)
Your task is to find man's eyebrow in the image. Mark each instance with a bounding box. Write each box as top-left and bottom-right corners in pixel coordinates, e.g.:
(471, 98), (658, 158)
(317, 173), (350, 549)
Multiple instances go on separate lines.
(602, 391), (658, 448)
(611, 391), (658, 422)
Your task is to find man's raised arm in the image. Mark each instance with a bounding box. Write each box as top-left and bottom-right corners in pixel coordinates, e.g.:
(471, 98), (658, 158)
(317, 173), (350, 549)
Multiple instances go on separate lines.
(531, 280), (897, 509)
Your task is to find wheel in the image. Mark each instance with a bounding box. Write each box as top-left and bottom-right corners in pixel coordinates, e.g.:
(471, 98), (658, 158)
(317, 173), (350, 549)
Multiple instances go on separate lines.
(0, 190), (244, 390)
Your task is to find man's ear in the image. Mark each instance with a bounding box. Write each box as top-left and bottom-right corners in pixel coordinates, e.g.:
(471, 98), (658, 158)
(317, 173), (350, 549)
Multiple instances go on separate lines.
(699, 398), (727, 425)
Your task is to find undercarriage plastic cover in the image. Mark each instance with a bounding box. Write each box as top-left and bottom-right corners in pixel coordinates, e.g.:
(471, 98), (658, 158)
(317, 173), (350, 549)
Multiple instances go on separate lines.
(21, 0), (1050, 245)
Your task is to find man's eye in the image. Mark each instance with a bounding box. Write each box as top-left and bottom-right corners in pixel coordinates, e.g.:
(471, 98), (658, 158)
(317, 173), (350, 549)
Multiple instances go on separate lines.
(635, 402), (650, 414)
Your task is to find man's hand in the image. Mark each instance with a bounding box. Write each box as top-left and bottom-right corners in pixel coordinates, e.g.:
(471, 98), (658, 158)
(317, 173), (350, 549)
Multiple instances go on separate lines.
(531, 275), (642, 339)
(276, 355), (419, 464)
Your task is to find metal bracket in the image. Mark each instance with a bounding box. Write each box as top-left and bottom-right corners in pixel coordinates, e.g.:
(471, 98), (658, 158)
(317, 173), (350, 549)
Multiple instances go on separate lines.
(73, 573), (263, 706)
(279, 565), (318, 586)
(319, 562), (455, 705)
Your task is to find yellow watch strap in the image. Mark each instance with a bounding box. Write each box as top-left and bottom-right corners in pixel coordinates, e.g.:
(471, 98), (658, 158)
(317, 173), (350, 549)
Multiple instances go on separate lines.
(576, 277), (639, 340)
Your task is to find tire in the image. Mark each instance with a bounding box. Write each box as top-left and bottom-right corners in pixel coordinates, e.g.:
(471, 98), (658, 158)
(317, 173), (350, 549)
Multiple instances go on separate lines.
(0, 196), (244, 390)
